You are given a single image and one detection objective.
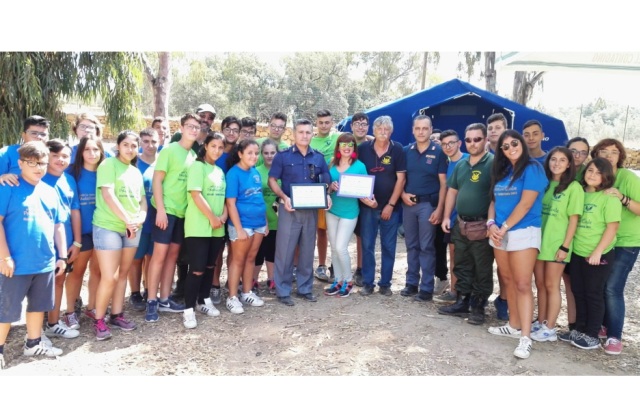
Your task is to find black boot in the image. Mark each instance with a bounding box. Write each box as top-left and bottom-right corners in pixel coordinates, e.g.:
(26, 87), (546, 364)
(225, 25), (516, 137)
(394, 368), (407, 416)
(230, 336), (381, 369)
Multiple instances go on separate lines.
(467, 296), (487, 325)
(437, 294), (470, 316)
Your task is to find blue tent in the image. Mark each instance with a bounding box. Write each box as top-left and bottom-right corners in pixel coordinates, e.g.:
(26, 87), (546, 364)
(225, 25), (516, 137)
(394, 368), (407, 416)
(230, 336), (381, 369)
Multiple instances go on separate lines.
(338, 78), (568, 152)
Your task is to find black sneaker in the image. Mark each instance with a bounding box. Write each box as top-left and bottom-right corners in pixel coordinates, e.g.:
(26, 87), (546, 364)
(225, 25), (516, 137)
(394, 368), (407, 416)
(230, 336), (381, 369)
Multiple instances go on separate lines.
(414, 291), (433, 302)
(571, 333), (601, 350)
(353, 268), (363, 287)
(400, 285), (419, 297)
(129, 292), (146, 312)
(359, 285), (375, 296)
(378, 286), (392, 296)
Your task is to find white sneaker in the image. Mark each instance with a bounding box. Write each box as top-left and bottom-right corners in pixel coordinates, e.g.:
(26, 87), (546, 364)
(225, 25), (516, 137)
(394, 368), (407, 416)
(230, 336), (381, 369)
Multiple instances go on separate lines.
(45, 320), (80, 339)
(239, 291), (264, 307)
(0, 353), (5, 370)
(514, 336), (533, 359)
(182, 308), (197, 329)
(488, 322), (522, 338)
(25, 330), (52, 346)
(434, 278), (450, 296)
(531, 323), (557, 342)
(23, 340), (63, 357)
(226, 296), (244, 314)
(531, 320), (543, 333)
(196, 298), (220, 317)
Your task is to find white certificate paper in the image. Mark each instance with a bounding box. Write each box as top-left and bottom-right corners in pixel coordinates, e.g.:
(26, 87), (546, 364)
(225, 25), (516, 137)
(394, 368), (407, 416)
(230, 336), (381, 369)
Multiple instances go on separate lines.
(290, 183), (328, 209)
(337, 174), (375, 199)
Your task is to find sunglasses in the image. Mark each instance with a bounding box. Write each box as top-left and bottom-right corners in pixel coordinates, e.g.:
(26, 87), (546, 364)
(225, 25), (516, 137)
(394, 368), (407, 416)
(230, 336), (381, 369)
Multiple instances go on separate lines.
(464, 137), (484, 143)
(339, 142), (354, 148)
(501, 139), (520, 151)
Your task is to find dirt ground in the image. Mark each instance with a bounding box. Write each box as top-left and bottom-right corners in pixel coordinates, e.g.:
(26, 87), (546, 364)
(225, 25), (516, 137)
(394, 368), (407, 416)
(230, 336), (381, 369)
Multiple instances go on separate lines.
(1, 235), (639, 376)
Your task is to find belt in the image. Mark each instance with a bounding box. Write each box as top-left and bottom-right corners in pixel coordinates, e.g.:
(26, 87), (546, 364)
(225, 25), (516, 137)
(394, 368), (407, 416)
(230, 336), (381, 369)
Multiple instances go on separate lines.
(411, 194), (436, 204)
(458, 215), (487, 222)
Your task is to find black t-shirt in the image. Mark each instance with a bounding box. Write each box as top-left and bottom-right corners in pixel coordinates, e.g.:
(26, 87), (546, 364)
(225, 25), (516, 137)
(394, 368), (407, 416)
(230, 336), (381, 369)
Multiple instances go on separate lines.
(357, 140), (406, 209)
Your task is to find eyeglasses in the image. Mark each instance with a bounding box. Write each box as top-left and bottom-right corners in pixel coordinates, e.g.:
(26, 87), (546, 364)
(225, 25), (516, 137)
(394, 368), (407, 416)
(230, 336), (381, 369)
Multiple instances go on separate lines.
(570, 149), (589, 158)
(270, 124), (285, 131)
(77, 124), (97, 132)
(501, 139), (520, 151)
(441, 141), (458, 148)
(352, 122), (369, 128)
(223, 128), (239, 134)
(465, 137), (484, 144)
(240, 129), (255, 135)
(598, 150), (620, 158)
(20, 159), (48, 168)
(339, 142), (354, 148)
(26, 130), (49, 138)
(184, 123), (201, 131)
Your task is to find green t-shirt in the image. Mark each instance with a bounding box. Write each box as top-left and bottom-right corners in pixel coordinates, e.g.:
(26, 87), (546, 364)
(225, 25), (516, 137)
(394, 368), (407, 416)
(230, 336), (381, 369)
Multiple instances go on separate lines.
(256, 164), (279, 230)
(310, 132), (339, 165)
(573, 190), (622, 257)
(614, 168), (640, 247)
(448, 152), (494, 217)
(185, 161), (226, 238)
(538, 180), (584, 262)
(151, 142), (197, 218)
(93, 157), (145, 233)
(575, 164), (586, 182)
(256, 137), (289, 166)
(170, 132), (203, 154)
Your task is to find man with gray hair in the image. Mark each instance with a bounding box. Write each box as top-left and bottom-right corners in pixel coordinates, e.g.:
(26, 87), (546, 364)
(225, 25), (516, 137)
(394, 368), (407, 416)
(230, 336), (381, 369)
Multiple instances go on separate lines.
(357, 116), (406, 296)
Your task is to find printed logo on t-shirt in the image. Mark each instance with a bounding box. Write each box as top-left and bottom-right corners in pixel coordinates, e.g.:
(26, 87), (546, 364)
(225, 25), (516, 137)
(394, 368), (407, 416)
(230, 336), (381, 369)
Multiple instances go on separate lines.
(470, 170), (481, 182)
(584, 203), (596, 213)
(381, 156), (392, 165)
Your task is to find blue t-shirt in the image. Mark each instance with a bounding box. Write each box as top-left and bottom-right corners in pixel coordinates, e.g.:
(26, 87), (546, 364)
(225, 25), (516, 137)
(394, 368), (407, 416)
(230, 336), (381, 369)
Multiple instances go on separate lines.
(225, 165), (266, 229)
(0, 178), (62, 275)
(493, 161), (548, 230)
(0, 144), (21, 175)
(216, 152), (229, 174)
(446, 153), (469, 228)
(70, 143), (113, 165)
(137, 158), (156, 233)
(404, 141), (448, 196)
(42, 172), (80, 250)
(329, 160), (368, 220)
(71, 167), (98, 235)
(532, 152), (547, 166)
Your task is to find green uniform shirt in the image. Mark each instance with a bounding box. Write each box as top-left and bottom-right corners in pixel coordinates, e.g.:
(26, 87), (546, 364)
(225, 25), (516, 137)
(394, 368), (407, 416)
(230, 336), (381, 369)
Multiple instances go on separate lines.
(448, 152), (494, 218)
(151, 142), (197, 218)
(538, 180), (584, 262)
(573, 190), (621, 257)
(93, 157), (145, 233)
(310, 132), (339, 165)
(256, 164), (279, 230)
(185, 161), (226, 238)
(614, 168), (640, 247)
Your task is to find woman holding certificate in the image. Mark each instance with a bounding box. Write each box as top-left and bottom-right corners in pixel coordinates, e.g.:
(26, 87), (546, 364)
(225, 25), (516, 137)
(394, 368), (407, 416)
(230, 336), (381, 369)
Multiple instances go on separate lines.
(324, 133), (370, 298)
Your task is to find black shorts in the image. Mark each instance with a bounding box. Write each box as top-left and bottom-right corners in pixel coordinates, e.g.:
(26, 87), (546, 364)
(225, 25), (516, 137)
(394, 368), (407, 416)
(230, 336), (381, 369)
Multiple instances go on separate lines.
(152, 214), (185, 245)
(255, 230), (277, 266)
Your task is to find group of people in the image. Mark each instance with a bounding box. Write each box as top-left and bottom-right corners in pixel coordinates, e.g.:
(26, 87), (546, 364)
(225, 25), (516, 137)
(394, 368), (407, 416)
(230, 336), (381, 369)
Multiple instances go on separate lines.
(0, 105), (638, 369)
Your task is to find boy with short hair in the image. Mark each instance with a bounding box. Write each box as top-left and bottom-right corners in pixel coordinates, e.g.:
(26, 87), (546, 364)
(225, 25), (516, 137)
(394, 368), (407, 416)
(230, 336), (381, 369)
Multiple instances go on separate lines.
(0, 142), (67, 369)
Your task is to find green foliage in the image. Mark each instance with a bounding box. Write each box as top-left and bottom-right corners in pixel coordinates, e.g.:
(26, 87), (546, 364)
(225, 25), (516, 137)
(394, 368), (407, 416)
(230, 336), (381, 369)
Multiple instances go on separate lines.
(0, 52), (144, 147)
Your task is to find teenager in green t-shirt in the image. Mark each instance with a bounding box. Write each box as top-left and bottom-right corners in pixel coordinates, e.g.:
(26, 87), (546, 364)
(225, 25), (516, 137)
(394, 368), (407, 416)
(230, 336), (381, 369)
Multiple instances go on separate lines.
(181, 133), (227, 329)
(532, 147), (584, 342)
(569, 158), (621, 350)
(92, 131), (147, 340)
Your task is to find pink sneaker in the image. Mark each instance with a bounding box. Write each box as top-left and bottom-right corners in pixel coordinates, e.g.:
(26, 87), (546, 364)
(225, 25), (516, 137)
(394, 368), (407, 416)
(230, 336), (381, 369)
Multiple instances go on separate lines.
(604, 338), (622, 355)
(93, 319), (112, 341)
(598, 325), (608, 339)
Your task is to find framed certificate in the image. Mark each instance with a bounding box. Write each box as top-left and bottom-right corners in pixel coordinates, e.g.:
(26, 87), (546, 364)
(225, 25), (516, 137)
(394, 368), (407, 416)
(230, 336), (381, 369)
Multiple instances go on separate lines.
(290, 183), (328, 209)
(337, 174), (375, 199)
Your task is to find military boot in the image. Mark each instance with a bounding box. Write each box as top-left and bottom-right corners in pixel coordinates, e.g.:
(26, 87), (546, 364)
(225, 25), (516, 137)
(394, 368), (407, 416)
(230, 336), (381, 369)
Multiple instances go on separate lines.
(437, 294), (470, 317)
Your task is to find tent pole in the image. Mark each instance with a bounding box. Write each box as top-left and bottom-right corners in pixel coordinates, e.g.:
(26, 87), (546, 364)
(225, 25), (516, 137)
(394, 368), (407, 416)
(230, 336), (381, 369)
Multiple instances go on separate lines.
(577, 105), (583, 136)
(622, 105), (629, 143)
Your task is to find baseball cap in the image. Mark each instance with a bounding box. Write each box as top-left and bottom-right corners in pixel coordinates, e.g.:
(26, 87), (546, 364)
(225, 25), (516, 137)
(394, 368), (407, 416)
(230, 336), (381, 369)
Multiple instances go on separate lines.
(196, 104), (216, 116)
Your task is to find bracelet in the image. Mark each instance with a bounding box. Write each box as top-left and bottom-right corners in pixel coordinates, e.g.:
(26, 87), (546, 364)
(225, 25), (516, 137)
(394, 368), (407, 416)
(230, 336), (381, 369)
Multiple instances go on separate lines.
(486, 221), (496, 228)
(388, 202), (395, 207)
(559, 245), (570, 253)
(502, 222), (510, 231)
(73, 241), (82, 248)
(59, 257), (68, 262)
(624, 196), (631, 207)
(2, 256), (12, 261)
(620, 194), (626, 202)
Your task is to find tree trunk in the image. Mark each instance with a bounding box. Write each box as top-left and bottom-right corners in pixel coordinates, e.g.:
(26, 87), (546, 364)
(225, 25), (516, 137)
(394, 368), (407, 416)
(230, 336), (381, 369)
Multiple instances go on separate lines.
(512, 71), (544, 106)
(484, 52), (496, 93)
(141, 52), (172, 119)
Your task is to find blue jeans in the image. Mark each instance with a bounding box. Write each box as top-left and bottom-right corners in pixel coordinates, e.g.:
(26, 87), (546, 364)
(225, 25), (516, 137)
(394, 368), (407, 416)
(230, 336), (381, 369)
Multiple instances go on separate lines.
(360, 206), (400, 288)
(604, 246), (640, 339)
(402, 202), (436, 293)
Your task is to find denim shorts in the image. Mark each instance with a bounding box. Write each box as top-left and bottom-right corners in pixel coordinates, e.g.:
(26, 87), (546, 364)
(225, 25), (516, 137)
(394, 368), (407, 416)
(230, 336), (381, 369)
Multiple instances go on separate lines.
(134, 232), (154, 259)
(0, 271), (54, 323)
(228, 224), (267, 241)
(93, 225), (141, 251)
(490, 226), (541, 252)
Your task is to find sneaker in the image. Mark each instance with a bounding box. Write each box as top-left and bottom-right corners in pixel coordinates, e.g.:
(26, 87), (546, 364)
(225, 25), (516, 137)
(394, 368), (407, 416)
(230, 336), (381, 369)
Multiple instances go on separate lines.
(324, 280), (342, 296)
(266, 279), (276, 295)
(434, 278), (450, 296)
(158, 297), (185, 313)
(45, 320), (80, 339)
(251, 279), (260, 295)
(400, 285), (418, 297)
(531, 324), (557, 342)
(488, 323), (521, 338)
(196, 298), (220, 317)
(531, 320), (543, 333)
(25, 330), (52, 347)
(604, 337), (622, 355)
(598, 325), (608, 339)
(493, 296), (509, 320)
(378, 286), (393, 296)
(129, 292), (147, 311)
(359, 284), (375, 296)
(209, 287), (222, 305)
(93, 319), (112, 341)
(571, 333), (601, 350)
(23, 340), (63, 357)
(314, 265), (330, 282)
(239, 291), (264, 307)
(74, 297), (83, 318)
(0, 353), (4, 369)
(514, 336), (533, 359)
(183, 308), (197, 329)
(145, 300), (159, 323)
(109, 314), (136, 331)
(434, 290), (457, 303)
(353, 268), (363, 287)
(338, 282), (353, 298)
(84, 308), (97, 320)
(558, 329), (579, 343)
(62, 311), (80, 330)
(414, 291), (433, 302)
(226, 296), (245, 314)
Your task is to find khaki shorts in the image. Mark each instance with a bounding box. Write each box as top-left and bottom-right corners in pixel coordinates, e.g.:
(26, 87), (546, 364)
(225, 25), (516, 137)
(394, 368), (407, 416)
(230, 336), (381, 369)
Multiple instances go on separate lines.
(317, 209), (327, 230)
(489, 226), (541, 252)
